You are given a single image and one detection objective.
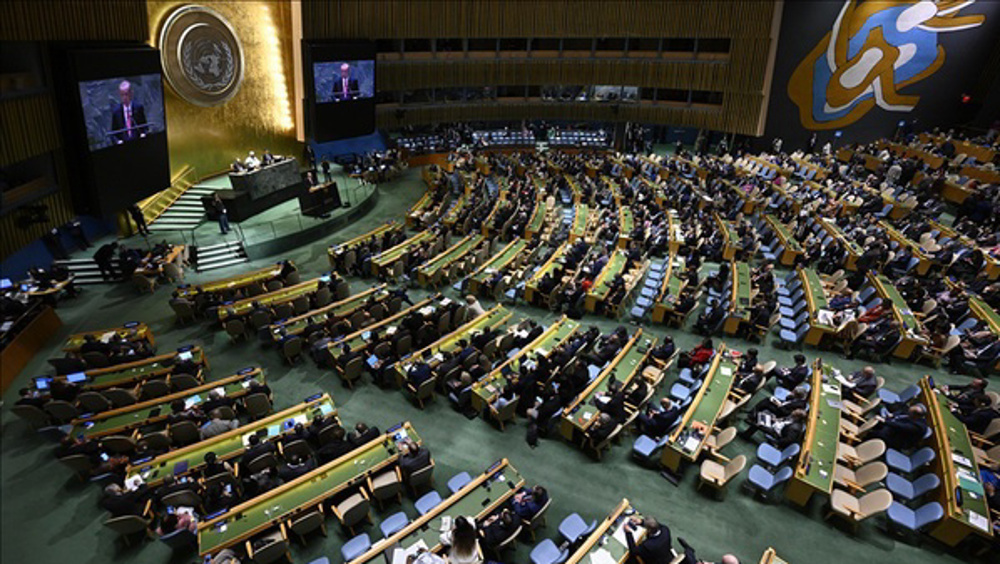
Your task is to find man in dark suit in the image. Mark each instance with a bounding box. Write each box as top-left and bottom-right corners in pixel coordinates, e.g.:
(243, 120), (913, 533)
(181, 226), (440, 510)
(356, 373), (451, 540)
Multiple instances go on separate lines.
(407, 352), (434, 387)
(398, 439), (431, 480)
(843, 366), (878, 403)
(624, 516), (673, 564)
(332, 63), (360, 101)
(241, 434), (275, 470)
(110, 80), (148, 143)
(869, 404), (929, 451)
(636, 398), (681, 437)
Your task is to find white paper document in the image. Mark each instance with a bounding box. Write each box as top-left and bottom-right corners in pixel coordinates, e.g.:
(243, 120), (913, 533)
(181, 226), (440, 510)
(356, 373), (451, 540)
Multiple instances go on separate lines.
(590, 548), (617, 564)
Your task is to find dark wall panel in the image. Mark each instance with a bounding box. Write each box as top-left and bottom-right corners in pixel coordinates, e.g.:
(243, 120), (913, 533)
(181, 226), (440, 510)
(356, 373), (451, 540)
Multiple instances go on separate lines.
(763, 0), (1000, 149)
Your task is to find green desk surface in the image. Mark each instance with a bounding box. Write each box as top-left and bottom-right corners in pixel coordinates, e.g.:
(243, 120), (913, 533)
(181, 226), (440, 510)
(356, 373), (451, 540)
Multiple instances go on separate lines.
(796, 365), (841, 492)
(472, 319), (579, 404)
(767, 216), (802, 252)
(63, 324), (150, 352)
(176, 265), (284, 299)
(565, 335), (654, 430)
(572, 204), (589, 238)
(932, 389), (992, 532)
(200, 423), (421, 555)
(374, 231), (434, 267)
(721, 221), (740, 247)
(88, 348), (204, 389)
(397, 307), (510, 373)
(528, 201), (547, 234)
(126, 397), (335, 485)
(733, 262), (752, 315)
(620, 206), (633, 235)
(472, 240), (527, 283)
(570, 504), (642, 564)
(970, 297), (1000, 335)
(419, 235), (483, 277)
(270, 288), (389, 339)
(655, 257), (686, 308)
(357, 460), (523, 562)
(667, 354), (738, 460)
(801, 268), (834, 330)
(324, 298), (437, 358)
(589, 251), (628, 300)
(219, 280), (320, 320)
(331, 223), (398, 253)
(530, 243), (569, 286)
(443, 195), (467, 224)
(821, 218), (863, 255)
(408, 192), (433, 215)
(668, 211), (685, 246)
(874, 275), (921, 333)
(72, 371), (265, 439)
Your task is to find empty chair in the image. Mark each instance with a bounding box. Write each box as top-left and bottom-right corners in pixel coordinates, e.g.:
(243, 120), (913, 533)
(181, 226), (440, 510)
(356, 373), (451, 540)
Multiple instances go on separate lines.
(367, 468), (403, 510)
(885, 447), (935, 474)
(827, 489), (893, 530)
(757, 443), (800, 468)
(158, 527), (196, 551)
(139, 379), (170, 400)
(705, 427), (737, 458)
(414, 491), (442, 516)
(287, 506), (326, 545)
(168, 420), (201, 446)
(224, 319), (246, 342)
(405, 376), (437, 409)
(558, 513), (597, 544)
(698, 454), (747, 498)
(281, 337), (304, 365)
(886, 501), (944, 534)
(886, 472), (940, 502)
(530, 538), (569, 564)
(161, 489), (203, 512)
(77, 391), (111, 413)
(837, 439), (886, 467)
(379, 511), (409, 538)
(243, 393), (272, 419)
(43, 400), (78, 423)
(877, 384), (920, 406)
(103, 512), (152, 547)
(169, 373), (199, 391)
(104, 388), (137, 408)
(246, 452), (278, 474)
(447, 471), (472, 494)
(245, 527), (291, 564)
(833, 462), (887, 494)
(332, 490), (371, 536)
(745, 464), (793, 501)
(406, 460), (435, 495)
(341, 357), (364, 389)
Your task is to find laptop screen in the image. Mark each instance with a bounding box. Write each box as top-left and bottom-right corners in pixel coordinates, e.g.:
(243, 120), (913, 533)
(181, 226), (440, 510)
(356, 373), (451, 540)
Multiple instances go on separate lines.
(66, 372), (88, 384)
(35, 377), (52, 390)
(0, 279), (12, 290)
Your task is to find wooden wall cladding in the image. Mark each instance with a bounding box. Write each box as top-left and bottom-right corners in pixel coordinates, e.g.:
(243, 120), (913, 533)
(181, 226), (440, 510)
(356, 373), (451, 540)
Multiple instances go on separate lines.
(0, 0), (149, 41)
(304, 1), (774, 40)
(304, 0), (777, 135)
(0, 95), (61, 167)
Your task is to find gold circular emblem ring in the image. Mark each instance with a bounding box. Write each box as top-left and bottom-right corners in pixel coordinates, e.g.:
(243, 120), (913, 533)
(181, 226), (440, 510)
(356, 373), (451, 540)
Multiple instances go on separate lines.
(158, 5), (244, 107)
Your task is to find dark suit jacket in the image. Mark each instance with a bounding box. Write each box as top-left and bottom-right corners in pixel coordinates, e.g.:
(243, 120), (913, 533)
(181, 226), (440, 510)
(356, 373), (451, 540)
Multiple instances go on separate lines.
(111, 102), (148, 142)
(625, 524), (673, 564)
(332, 78), (360, 101)
(399, 448), (432, 478)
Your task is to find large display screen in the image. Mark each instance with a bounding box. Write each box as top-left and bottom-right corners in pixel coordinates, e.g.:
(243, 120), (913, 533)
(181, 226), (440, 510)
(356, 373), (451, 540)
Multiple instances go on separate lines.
(58, 48), (171, 218)
(306, 41), (376, 142)
(78, 74), (166, 151)
(313, 60), (375, 104)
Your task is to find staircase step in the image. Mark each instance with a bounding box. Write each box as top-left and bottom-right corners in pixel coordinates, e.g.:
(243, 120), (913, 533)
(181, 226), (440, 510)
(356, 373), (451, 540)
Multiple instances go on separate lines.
(197, 241), (244, 252)
(159, 210), (205, 218)
(196, 256), (250, 272)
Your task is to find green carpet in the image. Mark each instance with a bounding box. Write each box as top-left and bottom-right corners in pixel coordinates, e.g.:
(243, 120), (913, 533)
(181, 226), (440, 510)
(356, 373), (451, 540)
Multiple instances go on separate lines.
(0, 166), (985, 564)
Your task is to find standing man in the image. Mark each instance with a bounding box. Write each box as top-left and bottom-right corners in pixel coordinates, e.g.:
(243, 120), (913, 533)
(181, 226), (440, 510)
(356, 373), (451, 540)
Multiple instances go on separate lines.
(321, 158), (332, 183)
(332, 62), (359, 101)
(211, 194), (230, 235)
(127, 204), (150, 236)
(110, 80), (147, 144)
(93, 241), (119, 281)
(624, 516), (673, 564)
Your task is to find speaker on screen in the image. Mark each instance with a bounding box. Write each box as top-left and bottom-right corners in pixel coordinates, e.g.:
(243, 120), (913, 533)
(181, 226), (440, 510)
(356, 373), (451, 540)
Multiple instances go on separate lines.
(305, 41), (376, 142)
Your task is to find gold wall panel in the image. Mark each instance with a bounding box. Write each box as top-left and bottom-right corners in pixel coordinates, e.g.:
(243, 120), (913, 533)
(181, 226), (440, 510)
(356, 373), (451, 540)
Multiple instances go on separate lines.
(148, 1), (299, 179)
(0, 0), (148, 41)
(0, 95), (61, 166)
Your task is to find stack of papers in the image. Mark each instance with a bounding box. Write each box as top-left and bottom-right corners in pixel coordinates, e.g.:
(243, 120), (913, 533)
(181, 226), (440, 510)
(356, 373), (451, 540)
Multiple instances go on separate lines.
(590, 549), (617, 564)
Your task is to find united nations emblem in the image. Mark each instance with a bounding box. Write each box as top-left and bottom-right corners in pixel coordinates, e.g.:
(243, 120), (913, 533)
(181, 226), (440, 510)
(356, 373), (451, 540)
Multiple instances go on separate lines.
(159, 5), (244, 106)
